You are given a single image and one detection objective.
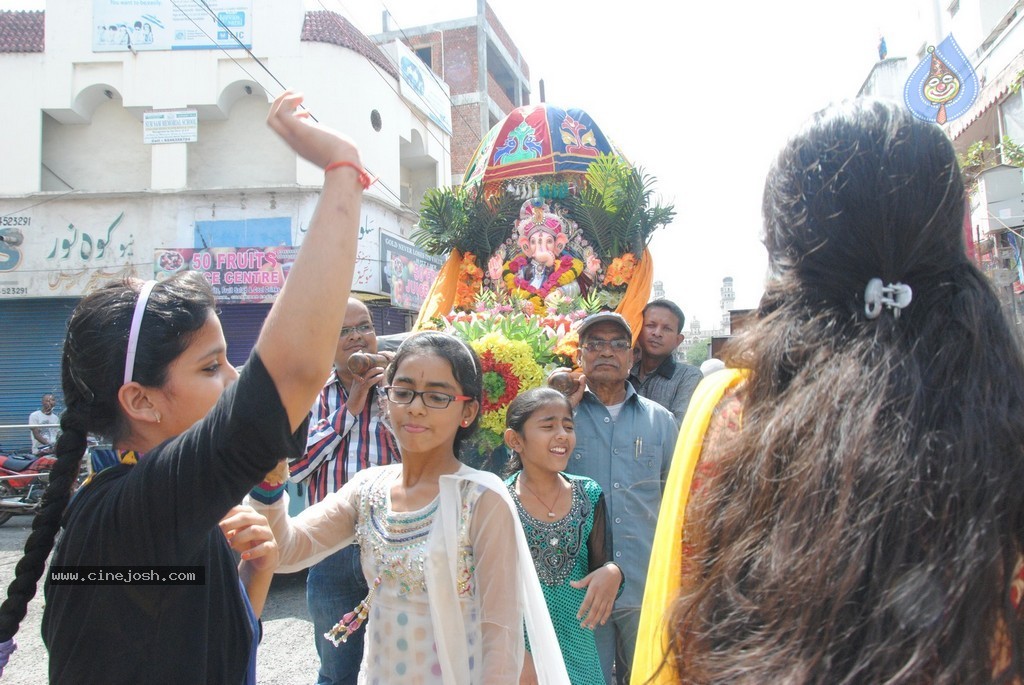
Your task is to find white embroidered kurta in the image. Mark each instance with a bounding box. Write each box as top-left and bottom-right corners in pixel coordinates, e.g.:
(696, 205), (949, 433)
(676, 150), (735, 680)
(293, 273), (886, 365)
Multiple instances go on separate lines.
(251, 463), (569, 685)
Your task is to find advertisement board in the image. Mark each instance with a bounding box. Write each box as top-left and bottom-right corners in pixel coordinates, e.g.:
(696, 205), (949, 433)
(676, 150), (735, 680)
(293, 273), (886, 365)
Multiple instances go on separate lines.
(144, 110), (199, 144)
(154, 246), (298, 303)
(379, 231), (443, 311)
(392, 41), (453, 135)
(93, 0), (252, 52)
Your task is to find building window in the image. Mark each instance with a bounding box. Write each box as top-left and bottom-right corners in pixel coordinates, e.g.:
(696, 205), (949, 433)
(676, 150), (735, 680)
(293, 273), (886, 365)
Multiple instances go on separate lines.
(1002, 92), (1024, 151)
(370, 109), (382, 132)
(415, 46), (432, 69)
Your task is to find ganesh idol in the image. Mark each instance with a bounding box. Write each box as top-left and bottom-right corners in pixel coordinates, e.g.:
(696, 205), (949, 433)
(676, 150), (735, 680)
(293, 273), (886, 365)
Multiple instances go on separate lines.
(488, 199), (600, 312)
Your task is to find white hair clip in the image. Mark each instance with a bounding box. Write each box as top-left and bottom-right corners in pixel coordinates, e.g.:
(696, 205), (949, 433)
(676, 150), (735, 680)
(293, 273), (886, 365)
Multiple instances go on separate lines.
(864, 278), (913, 320)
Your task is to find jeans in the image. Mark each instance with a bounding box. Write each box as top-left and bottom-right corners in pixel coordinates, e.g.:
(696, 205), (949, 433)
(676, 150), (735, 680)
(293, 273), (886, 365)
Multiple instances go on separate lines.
(595, 606), (641, 685)
(307, 545), (368, 685)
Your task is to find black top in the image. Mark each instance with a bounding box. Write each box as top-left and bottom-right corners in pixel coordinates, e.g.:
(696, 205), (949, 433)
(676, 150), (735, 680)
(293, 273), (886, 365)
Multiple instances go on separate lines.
(43, 352), (307, 685)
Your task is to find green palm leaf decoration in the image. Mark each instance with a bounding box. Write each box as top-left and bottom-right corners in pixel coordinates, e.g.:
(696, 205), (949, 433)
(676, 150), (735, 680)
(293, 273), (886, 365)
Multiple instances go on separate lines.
(412, 188), (519, 259)
(566, 154), (676, 258)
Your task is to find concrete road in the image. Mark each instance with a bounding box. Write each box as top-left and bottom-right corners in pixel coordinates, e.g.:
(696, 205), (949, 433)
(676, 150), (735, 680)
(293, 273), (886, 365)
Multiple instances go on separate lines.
(0, 516), (321, 684)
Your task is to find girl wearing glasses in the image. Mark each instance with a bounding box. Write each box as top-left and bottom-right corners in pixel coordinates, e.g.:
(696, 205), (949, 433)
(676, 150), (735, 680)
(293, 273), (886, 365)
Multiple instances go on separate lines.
(251, 331), (569, 684)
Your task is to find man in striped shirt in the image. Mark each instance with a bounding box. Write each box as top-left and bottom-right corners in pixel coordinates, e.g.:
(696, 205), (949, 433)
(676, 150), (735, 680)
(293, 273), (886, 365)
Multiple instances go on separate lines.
(288, 298), (399, 685)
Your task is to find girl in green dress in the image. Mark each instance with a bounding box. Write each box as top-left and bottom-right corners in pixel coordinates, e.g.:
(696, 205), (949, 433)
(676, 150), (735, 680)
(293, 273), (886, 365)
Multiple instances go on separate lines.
(504, 387), (623, 684)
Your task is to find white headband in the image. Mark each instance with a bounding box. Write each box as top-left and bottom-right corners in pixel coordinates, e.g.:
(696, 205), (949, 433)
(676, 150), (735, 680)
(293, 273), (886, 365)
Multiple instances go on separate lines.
(123, 280), (158, 385)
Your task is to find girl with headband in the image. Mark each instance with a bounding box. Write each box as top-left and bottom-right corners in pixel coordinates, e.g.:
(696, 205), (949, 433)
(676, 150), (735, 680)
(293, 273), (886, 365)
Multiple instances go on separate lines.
(0, 91), (368, 684)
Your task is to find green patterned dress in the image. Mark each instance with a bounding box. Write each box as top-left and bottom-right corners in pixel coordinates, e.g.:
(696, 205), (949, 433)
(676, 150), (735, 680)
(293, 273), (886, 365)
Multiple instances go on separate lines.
(506, 472), (611, 685)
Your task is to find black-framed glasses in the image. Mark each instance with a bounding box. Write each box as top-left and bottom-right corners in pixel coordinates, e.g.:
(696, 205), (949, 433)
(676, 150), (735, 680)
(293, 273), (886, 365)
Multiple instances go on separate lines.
(381, 386), (471, 409)
(581, 339), (632, 353)
(339, 323), (374, 338)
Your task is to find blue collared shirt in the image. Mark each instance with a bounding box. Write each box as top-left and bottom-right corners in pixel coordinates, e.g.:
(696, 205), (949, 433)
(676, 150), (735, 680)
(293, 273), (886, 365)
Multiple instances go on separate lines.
(567, 382), (678, 608)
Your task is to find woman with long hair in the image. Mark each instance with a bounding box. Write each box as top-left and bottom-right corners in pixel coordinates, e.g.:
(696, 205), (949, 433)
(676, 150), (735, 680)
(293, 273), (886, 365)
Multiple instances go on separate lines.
(634, 99), (1024, 683)
(0, 91), (366, 684)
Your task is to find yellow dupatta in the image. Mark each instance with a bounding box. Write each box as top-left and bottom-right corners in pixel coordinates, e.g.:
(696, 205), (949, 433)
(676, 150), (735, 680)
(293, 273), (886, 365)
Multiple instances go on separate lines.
(631, 368), (746, 684)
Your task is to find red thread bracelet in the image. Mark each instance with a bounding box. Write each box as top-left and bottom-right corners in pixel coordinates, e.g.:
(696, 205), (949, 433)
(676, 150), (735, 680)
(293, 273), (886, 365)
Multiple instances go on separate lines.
(324, 160), (375, 190)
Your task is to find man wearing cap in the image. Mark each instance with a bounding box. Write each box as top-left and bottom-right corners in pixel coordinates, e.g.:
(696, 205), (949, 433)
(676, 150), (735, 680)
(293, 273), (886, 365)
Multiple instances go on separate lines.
(559, 311), (678, 684)
(630, 299), (703, 426)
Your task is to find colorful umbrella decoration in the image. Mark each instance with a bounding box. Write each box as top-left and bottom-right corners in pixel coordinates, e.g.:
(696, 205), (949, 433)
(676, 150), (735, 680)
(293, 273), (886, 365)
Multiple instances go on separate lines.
(463, 104), (619, 189)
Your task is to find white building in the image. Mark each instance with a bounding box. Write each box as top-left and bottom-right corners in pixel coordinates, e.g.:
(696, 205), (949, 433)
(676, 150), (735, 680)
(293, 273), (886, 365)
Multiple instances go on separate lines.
(0, 0), (451, 447)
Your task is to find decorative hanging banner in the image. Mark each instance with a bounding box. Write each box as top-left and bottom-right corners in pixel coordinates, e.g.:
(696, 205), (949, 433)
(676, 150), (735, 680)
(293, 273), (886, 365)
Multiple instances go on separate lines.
(904, 34), (979, 125)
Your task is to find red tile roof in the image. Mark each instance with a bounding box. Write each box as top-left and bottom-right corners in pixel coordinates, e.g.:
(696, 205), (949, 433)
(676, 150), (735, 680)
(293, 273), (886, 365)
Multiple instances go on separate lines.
(0, 10), (43, 53)
(301, 10), (397, 79)
(0, 10), (398, 81)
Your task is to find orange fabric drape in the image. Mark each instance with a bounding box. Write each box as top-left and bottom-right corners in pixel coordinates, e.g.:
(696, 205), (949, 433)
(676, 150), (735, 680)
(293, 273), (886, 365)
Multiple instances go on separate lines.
(413, 248), (463, 331)
(615, 247), (654, 345)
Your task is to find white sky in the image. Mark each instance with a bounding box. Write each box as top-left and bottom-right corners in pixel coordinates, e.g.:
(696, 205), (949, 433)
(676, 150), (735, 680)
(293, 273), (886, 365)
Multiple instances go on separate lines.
(2, 0), (927, 331)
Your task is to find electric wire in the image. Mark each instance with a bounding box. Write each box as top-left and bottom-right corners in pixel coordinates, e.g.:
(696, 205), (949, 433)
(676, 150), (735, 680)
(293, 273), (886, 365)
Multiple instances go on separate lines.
(318, 0), (455, 162)
(177, 0), (414, 212)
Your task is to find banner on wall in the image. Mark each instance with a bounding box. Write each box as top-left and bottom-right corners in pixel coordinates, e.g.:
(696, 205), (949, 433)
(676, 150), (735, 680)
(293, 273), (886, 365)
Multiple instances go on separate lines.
(154, 246), (297, 304)
(380, 232), (443, 311)
(144, 110), (199, 144)
(93, 0), (252, 53)
(391, 40), (453, 135)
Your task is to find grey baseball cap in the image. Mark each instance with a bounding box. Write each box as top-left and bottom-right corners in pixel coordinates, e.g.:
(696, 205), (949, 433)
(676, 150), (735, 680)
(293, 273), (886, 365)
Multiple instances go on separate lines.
(577, 312), (632, 340)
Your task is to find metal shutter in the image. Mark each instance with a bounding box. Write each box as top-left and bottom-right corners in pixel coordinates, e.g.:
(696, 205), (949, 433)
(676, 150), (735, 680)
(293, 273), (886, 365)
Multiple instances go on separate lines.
(0, 299), (78, 453)
(216, 303), (272, 368)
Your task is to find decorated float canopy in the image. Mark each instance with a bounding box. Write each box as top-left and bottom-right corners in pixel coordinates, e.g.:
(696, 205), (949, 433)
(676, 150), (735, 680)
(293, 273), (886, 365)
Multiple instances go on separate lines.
(463, 104), (620, 190)
(410, 102), (676, 470)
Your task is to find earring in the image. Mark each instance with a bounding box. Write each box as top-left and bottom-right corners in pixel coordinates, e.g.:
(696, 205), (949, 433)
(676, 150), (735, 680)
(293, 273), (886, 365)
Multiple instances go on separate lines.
(461, 420), (469, 426)
(153, 411), (161, 424)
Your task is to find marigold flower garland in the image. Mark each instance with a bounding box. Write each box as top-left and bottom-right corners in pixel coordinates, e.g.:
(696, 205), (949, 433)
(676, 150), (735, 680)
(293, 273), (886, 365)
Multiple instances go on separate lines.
(502, 254), (584, 315)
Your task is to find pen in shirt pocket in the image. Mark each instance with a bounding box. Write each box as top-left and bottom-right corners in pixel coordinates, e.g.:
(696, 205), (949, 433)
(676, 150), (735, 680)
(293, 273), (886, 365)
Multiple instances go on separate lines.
(634, 437), (642, 460)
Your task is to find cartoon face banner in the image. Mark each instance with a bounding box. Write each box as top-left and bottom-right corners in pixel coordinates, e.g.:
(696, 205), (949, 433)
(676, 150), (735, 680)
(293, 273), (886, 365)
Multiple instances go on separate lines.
(904, 34), (978, 125)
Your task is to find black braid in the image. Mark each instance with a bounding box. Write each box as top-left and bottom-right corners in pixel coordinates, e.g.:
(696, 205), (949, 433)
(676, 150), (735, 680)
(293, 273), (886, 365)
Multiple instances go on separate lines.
(0, 413), (87, 642)
(0, 272), (214, 646)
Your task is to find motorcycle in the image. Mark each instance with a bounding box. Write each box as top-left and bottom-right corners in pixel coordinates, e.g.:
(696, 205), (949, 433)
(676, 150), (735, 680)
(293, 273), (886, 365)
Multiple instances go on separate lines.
(0, 448), (87, 526)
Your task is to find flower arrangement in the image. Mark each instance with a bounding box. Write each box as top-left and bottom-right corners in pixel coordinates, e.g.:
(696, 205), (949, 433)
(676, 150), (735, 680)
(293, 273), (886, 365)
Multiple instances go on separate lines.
(427, 297), (589, 464)
(454, 252), (484, 312)
(467, 332), (546, 448)
(602, 253), (638, 287)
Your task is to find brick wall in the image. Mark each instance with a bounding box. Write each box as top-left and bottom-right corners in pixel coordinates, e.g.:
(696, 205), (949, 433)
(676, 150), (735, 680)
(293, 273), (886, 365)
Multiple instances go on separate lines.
(452, 103), (485, 175)
(487, 71), (514, 112)
(407, 30), (442, 77)
(441, 26), (478, 95)
(484, 2), (529, 80)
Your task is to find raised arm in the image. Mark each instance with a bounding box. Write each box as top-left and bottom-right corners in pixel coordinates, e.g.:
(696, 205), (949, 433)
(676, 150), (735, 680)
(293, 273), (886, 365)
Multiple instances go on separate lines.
(255, 91), (364, 430)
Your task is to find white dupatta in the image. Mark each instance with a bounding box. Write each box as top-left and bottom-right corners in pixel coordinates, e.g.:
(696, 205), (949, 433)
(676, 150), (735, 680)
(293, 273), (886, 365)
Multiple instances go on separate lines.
(425, 468), (570, 685)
